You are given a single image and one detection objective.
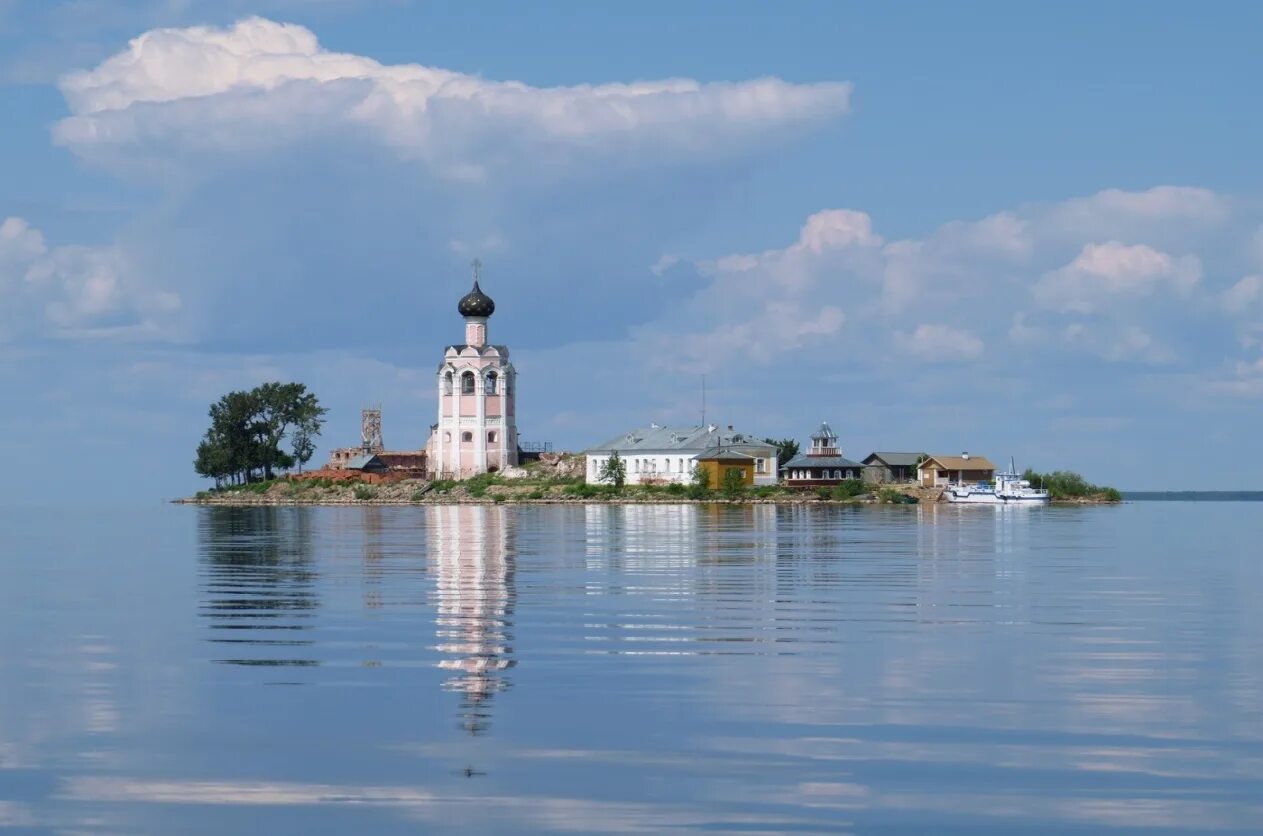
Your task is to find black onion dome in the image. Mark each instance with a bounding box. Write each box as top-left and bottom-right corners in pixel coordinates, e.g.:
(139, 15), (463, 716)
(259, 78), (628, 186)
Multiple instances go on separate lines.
(457, 280), (495, 317)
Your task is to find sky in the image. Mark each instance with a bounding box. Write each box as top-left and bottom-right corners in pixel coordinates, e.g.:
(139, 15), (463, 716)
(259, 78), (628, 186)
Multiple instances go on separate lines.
(1, 0), (1262, 499)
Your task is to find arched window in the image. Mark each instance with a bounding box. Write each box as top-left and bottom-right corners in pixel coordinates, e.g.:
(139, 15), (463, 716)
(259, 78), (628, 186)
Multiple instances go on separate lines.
(461, 371), (476, 394)
(485, 371), (498, 395)
(443, 371), (453, 395)
(462, 431), (473, 443)
(488, 431), (497, 443)
(443, 431), (451, 442)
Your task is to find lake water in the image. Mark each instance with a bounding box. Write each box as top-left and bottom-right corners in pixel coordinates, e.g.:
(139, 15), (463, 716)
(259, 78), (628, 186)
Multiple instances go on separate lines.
(2, 502), (1261, 833)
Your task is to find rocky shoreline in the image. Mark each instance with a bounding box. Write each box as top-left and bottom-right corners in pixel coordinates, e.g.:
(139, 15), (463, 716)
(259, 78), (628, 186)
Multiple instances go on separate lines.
(175, 479), (1119, 507)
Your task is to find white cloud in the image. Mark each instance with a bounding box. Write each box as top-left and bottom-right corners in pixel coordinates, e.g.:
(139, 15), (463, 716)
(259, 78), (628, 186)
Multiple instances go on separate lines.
(0, 216), (47, 269)
(1221, 275), (1262, 314)
(1061, 323), (1172, 365)
(1032, 242), (1201, 314)
(897, 324), (984, 363)
(1043, 186), (1231, 241)
(649, 254), (679, 276)
(54, 17), (852, 177)
(0, 216), (179, 341)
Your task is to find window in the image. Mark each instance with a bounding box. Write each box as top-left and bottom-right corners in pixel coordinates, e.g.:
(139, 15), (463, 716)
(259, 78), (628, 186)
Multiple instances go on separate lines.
(488, 431), (497, 443)
(756, 458), (766, 474)
(461, 371), (476, 394)
(443, 371), (453, 395)
(462, 431), (473, 443)
(485, 372), (498, 395)
(444, 431), (451, 442)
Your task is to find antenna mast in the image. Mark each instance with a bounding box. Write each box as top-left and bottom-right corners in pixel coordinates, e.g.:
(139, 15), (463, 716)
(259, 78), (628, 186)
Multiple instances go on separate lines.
(701, 374), (706, 428)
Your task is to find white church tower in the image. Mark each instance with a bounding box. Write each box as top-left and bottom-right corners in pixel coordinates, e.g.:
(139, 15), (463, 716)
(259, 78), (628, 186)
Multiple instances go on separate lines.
(427, 261), (518, 479)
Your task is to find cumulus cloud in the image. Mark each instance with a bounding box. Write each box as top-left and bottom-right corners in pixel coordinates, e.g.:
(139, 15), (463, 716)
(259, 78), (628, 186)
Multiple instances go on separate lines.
(1041, 186), (1231, 243)
(622, 185), (1262, 384)
(897, 324), (984, 363)
(1221, 275), (1262, 314)
(54, 17), (852, 178)
(1032, 242), (1201, 314)
(0, 216), (179, 341)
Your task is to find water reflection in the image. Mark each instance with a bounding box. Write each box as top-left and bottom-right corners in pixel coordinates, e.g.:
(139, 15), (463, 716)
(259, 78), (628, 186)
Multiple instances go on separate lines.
(198, 507), (319, 666)
(427, 505), (516, 735)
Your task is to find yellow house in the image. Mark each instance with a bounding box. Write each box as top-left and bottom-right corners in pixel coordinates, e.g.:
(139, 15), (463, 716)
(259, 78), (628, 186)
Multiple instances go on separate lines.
(918, 453), (997, 487)
(695, 449), (756, 489)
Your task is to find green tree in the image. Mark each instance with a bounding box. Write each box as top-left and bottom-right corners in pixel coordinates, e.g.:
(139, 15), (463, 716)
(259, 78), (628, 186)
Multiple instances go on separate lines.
(193, 382), (327, 486)
(763, 437), (799, 470)
(687, 463), (711, 499)
(690, 462), (711, 490)
(721, 467), (746, 499)
(598, 452), (627, 489)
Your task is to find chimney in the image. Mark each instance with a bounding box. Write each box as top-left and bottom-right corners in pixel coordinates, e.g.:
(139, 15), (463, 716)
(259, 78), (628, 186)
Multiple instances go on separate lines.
(962, 451), (970, 460)
(727, 424), (733, 431)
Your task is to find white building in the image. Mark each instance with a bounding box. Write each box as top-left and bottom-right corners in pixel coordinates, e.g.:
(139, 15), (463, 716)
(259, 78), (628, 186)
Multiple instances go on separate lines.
(584, 424), (779, 486)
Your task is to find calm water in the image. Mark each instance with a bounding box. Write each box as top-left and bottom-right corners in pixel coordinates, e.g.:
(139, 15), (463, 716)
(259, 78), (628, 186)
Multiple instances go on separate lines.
(1, 502), (1261, 834)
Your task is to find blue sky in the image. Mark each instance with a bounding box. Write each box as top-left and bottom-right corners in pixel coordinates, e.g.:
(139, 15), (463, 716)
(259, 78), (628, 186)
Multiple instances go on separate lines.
(2, 0), (1262, 499)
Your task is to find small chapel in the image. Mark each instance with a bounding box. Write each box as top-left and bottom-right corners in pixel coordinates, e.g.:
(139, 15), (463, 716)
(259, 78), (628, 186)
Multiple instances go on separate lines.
(425, 262), (519, 479)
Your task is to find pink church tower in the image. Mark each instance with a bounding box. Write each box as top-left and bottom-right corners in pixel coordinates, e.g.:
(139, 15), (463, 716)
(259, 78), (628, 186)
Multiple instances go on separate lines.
(427, 261), (518, 478)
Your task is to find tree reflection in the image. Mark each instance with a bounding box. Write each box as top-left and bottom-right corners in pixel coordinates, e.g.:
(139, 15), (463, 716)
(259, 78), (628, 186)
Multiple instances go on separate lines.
(427, 505), (516, 735)
(197, 507), (319, 667)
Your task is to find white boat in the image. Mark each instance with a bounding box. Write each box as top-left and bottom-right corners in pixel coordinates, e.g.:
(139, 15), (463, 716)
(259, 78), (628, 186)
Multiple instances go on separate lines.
(944, 459), (1050, 505)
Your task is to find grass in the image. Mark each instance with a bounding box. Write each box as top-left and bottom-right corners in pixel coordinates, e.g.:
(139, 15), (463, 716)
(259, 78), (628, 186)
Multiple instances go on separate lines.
(352, 486), (375, 501)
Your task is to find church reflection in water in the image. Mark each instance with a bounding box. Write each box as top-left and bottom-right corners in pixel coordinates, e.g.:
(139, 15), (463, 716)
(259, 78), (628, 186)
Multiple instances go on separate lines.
(426, 505), (516, 735)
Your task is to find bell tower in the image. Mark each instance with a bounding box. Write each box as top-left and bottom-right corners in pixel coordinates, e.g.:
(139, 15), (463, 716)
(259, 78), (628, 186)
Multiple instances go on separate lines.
(427, 261), (518, 479)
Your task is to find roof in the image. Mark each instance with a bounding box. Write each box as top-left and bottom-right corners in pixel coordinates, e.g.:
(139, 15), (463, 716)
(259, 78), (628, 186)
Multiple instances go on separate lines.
(457, 279), (495, 317)
(696, 449), (755, 462)
(863, 452), (925, 467)
(585, 425), (764, 454)
(921, 454), (997, 471)
(346, 453), (384, 470)
(810, 421), (838, 441)
(783, 454), (866, 469)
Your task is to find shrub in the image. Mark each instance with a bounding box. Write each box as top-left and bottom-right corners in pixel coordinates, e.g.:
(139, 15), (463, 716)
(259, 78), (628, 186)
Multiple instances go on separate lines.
(352, 486), (374, 501)
(1023, 469), (1120, 501)
(526, 489), (544, 500)
(815, 487), (832, 500)
(430, 480), (455, 494)
(467, 482), (488, 498)
(563, 483), (602, 499)
(410, 490), (427, 502)
(878, 487), (916, 504)
(686, 484), (711, 500)
(492, 494), (506, 503)
(832, 479), (867, 500)
(664, 483), (686, 496)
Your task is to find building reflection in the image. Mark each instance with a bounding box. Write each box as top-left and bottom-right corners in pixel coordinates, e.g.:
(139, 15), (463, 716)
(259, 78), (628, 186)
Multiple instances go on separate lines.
(427, 505), (516, 735)
(197, 507), (319, 667)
